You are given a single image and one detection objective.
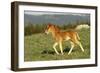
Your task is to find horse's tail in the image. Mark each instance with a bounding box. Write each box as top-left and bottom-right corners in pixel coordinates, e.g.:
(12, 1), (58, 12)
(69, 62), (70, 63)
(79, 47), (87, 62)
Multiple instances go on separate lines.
(76, 32), (80, 40)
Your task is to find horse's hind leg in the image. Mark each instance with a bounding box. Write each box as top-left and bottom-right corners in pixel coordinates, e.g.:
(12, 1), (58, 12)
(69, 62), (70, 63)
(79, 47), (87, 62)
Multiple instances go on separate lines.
(76, 41), (84, 52)
(53, 42), (59, 54)
(68, 41), (75, 55)
(75, 34), (84, 52)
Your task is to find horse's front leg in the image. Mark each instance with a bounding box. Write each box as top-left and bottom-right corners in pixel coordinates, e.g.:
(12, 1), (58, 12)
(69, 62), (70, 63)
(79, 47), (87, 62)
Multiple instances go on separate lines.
(59, 42), (64, 55)
(53, 42), (59, 55)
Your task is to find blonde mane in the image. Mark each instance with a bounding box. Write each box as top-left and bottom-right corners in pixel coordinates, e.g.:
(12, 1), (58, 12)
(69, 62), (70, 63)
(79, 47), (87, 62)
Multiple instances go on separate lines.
(48, 23), (60, 32)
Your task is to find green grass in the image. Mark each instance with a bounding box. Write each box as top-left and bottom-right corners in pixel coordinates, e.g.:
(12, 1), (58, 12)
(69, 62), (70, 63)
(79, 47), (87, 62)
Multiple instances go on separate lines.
(24, 29), (90, 61)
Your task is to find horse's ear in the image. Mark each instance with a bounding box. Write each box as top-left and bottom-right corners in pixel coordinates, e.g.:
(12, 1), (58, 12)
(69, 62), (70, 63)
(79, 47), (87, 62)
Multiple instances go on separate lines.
(48, 23), (52, 27)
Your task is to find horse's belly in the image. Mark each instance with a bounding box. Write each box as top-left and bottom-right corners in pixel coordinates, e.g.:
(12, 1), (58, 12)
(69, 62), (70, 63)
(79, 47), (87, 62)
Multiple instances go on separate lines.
(65, 36), (70, 41)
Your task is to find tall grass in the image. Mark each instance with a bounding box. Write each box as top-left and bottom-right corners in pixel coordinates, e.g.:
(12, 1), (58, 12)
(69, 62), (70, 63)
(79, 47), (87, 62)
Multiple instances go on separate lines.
(24, 23), (47, 35)
(24, 21), (90, 36)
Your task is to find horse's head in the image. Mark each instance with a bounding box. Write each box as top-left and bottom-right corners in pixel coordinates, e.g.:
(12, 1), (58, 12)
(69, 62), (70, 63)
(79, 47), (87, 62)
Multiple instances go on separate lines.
(45, 23), (54, 34)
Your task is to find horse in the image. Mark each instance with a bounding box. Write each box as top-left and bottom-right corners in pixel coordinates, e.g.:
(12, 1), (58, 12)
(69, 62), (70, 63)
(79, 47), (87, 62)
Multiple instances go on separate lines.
(45, 23), (84, 55)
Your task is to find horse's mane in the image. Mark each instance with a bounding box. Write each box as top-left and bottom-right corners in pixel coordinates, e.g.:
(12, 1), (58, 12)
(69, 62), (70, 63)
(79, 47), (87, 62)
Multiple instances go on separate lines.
(53, 25), (60, 32)
(48, 23), (60, 32)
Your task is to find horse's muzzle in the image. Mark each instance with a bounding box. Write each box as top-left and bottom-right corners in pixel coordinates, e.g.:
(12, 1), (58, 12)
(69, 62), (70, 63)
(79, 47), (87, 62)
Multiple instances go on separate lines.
(45, 30), (49, 35)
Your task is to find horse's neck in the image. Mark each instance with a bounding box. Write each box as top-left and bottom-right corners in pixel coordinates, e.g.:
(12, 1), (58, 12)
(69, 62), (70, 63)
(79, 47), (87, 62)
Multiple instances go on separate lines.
(51, 28), (60, 38)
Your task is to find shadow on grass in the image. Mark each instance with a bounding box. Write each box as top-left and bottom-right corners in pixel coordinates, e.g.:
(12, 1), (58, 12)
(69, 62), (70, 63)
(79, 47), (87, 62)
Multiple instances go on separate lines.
(41, 47), (76, 55)
(63, 47), (76, 52)
(63, 47), (70, 52)
(41, 49), (55, 55)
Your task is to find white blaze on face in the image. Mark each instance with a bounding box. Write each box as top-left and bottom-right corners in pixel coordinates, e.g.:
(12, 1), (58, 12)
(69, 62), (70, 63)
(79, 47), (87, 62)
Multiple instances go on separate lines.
(45, 30), (49, 34)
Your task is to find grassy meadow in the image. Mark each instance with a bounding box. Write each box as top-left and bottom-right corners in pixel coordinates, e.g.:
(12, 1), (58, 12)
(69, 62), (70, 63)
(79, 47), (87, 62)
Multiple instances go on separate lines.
(24, 28), (90, 61)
